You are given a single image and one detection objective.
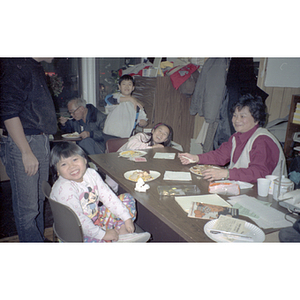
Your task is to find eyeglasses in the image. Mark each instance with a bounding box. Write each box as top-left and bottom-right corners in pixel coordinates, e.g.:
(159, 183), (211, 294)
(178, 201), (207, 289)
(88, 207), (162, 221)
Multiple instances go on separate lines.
(68, 106), (81, 115)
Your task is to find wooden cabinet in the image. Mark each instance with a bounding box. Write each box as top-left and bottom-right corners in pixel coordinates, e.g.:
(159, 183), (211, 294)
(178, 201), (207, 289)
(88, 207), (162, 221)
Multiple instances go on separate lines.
(283, 94), (300, 165)
(133, 76), (195, 152)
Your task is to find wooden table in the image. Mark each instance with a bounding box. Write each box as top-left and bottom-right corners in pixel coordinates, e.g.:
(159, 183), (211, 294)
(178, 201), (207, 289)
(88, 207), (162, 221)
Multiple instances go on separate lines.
(50, 132), (82, 143)
(89, 148), (296, 242)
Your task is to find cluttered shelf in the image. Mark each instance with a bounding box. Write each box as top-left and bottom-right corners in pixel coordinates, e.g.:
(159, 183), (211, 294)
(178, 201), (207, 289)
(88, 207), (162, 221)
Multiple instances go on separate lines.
(283, 94), (300, 167)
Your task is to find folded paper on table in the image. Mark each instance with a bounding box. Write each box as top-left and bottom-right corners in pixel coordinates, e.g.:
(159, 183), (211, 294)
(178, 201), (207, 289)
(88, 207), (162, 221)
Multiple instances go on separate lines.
(163, 171), (192, 181)
(153, 153), (176, 159)
(175, 194), (231, 213)
(212, 215), (246, 234)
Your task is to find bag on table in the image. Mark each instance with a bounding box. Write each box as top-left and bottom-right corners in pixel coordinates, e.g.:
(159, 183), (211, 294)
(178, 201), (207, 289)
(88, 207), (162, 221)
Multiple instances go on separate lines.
(208, 182), (240, 196)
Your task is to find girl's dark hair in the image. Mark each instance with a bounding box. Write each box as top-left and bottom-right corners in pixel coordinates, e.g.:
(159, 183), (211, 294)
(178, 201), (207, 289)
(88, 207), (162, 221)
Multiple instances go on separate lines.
(147, 123), (173, 147)
(50, 142), (87, 172)
(230, 93), (267, 127)
(118, 74), (135, 86)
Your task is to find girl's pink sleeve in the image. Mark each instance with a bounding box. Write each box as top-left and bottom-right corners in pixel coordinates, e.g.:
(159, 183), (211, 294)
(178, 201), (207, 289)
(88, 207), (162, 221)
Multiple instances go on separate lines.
(120, 133), (151, 150)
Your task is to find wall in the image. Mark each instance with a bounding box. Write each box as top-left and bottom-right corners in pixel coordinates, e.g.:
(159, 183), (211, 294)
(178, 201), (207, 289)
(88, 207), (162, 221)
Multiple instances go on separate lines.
(257, 58), (300, 122)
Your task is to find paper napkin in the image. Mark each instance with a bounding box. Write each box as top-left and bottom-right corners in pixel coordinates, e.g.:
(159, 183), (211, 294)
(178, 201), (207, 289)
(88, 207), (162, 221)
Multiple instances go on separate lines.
(163, 171), (192, 181)
(153, 153), (176, 159)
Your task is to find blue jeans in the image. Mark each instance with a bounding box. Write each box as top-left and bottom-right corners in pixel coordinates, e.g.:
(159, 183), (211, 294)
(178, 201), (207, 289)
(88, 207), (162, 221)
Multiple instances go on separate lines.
(0, 134), (50, 242)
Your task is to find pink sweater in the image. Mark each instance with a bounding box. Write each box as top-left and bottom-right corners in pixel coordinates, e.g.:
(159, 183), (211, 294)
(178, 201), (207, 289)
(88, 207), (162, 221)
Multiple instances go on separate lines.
(118, 132), (152, 151)
(197, 125), (280, 183)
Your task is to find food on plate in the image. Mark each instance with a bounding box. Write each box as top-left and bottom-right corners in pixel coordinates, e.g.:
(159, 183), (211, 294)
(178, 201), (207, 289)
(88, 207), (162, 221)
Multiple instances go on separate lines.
(190, 165), (220, 176)
(62, 132), (80, 138)
(129, 170), (153, 182)
(120, 150), (144, 158)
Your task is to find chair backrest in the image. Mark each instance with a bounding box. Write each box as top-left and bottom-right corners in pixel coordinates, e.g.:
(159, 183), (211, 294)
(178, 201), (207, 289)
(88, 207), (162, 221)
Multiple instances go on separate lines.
(105, 138), (128, 153)
(42, 181), (84, 242)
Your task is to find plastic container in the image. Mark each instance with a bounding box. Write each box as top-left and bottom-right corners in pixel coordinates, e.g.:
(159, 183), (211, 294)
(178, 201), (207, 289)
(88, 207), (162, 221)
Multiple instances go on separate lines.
(157, 185), (200, 196)
(273, 176), (294, 200)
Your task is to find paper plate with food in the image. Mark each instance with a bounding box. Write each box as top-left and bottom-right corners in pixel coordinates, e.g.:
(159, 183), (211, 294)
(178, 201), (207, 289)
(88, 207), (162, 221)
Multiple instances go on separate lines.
(124, 170), (160, 182)
(189, 164), (221, 176)
(204, 217), (265, 243)
(119, 150), (147, 158)
(61, 132), (81, 139)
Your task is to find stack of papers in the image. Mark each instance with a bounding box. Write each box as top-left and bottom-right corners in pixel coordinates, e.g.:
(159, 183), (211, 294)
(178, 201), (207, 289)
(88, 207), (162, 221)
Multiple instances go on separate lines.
(163, 171), (192, 181)
(227, 195), (295, 229)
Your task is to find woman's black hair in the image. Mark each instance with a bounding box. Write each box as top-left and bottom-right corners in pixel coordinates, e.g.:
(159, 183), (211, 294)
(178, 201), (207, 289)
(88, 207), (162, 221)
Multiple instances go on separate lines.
(230, 93), (267, 127)
(146, 123), (173, 147)
(50, 142), (87, 172)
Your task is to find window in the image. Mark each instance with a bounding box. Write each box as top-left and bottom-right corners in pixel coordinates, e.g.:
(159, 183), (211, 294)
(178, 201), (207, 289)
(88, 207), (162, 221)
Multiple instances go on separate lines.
(41, 58), (81, 114)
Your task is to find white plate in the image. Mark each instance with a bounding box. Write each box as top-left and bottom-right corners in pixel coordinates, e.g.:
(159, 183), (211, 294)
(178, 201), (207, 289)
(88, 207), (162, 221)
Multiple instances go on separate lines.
(62, 133), (81, 139)
(124, 170), (160, 182)
(204, 219), (265, 243)
(119, 150), (147, 158)
(189, 165), (221, 176)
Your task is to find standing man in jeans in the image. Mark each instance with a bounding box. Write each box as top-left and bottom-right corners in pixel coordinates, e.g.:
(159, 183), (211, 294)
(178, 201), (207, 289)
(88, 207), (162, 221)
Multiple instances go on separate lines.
(0, 58), (57, 242)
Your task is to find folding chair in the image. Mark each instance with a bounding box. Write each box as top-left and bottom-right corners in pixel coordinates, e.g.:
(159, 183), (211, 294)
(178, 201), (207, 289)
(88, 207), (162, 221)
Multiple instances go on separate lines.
(105, 138), (128, 153)
(42, 181), (84, 242)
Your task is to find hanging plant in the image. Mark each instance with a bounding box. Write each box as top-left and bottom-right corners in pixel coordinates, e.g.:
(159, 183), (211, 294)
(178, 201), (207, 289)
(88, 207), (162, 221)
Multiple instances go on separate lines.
(46, 73), (64, 97)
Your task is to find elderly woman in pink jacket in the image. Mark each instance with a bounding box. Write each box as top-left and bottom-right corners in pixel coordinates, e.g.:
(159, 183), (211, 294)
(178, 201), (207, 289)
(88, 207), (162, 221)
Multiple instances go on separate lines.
(179, 94), (286, 183)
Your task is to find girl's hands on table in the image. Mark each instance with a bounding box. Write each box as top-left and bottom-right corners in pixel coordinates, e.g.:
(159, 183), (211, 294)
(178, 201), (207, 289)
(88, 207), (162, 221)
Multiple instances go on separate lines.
(152, 144), (164, 149)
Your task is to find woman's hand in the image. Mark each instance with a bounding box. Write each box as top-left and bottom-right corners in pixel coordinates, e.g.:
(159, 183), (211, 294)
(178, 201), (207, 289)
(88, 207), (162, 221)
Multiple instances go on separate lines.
(178, 153), (199, 165)
(202, 168), (229, 182)
(103, 229), (119, 242)
(124, 219), (135, 234)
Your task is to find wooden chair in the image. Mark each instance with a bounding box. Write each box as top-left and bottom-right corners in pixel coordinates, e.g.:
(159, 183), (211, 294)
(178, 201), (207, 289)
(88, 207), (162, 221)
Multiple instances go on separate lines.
(42, 181), (84, 242)
(105, 138), (128, 153)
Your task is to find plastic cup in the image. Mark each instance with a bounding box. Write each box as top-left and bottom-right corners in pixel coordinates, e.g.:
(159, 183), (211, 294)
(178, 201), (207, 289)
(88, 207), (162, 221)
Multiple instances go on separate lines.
(265, 175), (278, 195)
(257, 178), (271, 197)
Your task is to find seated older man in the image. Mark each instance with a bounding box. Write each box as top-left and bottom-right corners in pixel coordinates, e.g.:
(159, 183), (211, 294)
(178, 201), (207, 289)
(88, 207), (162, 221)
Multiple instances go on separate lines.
(59, 98), (107, 154)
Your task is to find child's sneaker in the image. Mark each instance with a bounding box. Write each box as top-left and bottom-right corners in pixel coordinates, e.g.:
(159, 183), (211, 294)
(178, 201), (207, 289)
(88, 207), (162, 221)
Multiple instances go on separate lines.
(117, 232), (151, 243)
